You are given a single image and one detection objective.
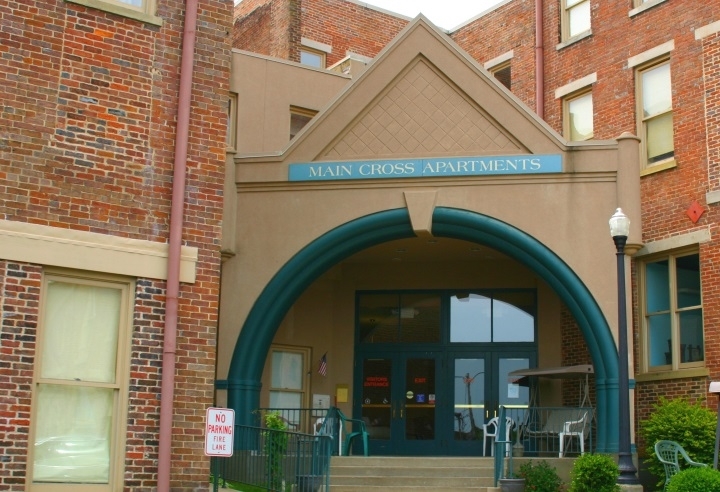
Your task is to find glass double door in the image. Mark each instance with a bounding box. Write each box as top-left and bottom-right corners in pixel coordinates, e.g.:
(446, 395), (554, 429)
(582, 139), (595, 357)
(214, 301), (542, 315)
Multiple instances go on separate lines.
(357, 351), (532, 456)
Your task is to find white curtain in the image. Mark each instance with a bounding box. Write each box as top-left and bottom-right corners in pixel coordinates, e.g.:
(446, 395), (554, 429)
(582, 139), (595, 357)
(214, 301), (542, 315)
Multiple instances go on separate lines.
(33, 280), (121, 483)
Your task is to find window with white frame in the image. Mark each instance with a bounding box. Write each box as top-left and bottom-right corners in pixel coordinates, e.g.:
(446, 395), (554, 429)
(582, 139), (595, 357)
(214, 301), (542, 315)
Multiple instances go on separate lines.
(30, 271), (132, 490)
(562, 0), (591, 40)
(564, 90), (593, 141)
(637, 59), (674, 167)
(300, 47), (325, 69)
(268, 346), (309, 428)
(641, 251), (703, 372)
(65, 0), (159, 23)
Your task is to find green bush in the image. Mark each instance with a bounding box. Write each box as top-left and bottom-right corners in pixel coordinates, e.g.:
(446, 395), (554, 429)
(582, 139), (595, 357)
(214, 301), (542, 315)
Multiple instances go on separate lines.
(568, 454), (620, 492)
(667, 467), (720, 492)
(518, 460), (564, 492)
(638, 397), (715, 487)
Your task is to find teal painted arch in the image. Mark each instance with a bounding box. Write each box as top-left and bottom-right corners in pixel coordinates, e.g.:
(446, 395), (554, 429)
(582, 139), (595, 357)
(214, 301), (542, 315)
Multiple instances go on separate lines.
(226, 207), (620, 452)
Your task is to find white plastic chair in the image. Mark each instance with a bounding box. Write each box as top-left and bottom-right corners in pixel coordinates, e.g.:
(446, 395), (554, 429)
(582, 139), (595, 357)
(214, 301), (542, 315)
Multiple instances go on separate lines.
(558, 410), (591, 457)
(482, 416), (514, 456)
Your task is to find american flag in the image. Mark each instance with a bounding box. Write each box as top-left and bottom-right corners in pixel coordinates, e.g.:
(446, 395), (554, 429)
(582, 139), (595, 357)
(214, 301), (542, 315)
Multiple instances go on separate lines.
(318, 353), (327, 376)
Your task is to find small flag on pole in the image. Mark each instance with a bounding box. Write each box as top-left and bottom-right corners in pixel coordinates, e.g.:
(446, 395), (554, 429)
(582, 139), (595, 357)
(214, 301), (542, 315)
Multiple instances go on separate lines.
(318, 352), (327, 376)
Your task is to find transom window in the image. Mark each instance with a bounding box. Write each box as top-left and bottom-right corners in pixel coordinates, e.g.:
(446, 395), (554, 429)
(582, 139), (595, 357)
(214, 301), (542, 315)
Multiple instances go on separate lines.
(30, 271), (132, 490)
(564, 90), (594, 141)
(637, 59), (674, 167)
(562, 0), (591, 40)
(357, 290), (536, 344)
(641, 251), (703, 372)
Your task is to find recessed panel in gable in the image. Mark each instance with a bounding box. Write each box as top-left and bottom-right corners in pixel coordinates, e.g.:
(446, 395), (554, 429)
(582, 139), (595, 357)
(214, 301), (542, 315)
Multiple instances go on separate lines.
(322, 57), (525, 160)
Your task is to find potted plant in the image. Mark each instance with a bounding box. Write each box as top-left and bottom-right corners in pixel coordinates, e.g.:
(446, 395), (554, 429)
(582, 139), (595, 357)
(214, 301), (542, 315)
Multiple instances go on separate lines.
(498, 475), (526, 492)
(498, 455), (526, 492)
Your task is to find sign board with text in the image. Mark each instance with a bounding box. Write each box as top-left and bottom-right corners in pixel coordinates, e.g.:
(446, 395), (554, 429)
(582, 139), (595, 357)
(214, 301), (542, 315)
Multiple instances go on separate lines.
(289, 154), (562, 182)
(205, 407), (234, 457)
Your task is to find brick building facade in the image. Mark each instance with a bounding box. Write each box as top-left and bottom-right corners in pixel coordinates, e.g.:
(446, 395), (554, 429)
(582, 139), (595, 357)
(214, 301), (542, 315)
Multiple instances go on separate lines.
(3, 0), (720, 490)
(233, 0), (720, 468)
(0, 0), (231, 490)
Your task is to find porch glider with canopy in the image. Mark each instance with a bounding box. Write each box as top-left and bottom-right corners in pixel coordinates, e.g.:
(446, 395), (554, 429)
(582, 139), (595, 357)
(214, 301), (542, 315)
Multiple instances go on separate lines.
(507, 364), (595, 457)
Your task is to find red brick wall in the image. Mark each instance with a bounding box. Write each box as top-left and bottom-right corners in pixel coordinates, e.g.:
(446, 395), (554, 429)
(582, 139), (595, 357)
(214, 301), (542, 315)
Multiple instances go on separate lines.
(298, 0), (407, 67)
(700, 29), (720, 409)
(0, 0), (231, 489)
(0, 262), (41, 489)
(451, 0), (537, 111)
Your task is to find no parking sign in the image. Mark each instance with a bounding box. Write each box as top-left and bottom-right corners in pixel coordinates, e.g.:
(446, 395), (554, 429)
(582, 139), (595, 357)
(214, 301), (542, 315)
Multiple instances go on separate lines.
(205, 407), (234, 457)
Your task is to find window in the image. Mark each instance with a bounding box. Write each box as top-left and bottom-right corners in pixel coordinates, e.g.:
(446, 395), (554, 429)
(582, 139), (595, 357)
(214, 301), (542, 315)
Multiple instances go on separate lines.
(490, 62), (511, 90)
(300, 47), (325, 69)
(641, 252), (703, 372)
(290, 106), (318, 140)
(637, 59), (674, 166)
(30, 271), (132, 490)
(65, 0), (160, 25)
(562, 0), (591, 40)
(268, 346), (309, 427)
(564, 91), (593, 141)
(227, 93), (237, 151)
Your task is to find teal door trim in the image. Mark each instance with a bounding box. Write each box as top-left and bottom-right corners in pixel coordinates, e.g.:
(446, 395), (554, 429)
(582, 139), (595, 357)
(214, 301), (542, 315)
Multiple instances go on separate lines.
(226, 207), (619, 452)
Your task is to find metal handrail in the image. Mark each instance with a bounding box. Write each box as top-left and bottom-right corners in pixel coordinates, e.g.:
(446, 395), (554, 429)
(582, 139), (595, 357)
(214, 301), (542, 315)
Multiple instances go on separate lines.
(211, 424), (332, 492)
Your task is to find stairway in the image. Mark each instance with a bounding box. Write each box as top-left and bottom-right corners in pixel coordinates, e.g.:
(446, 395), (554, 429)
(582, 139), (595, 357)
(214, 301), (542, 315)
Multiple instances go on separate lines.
(328, 456), (498, 491)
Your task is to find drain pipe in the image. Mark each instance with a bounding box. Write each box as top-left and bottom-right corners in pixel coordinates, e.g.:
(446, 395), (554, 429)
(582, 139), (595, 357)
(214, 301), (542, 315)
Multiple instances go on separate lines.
(535, 0), (544, 118)
(157, 0), (199, 489)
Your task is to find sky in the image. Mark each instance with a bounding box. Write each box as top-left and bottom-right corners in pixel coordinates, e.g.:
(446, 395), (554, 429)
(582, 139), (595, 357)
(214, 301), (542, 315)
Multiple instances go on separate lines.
(361, 0), (506, 30)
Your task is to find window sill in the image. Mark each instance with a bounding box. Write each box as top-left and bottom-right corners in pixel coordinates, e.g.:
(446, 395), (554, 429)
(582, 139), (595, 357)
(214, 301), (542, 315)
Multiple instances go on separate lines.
(66, 0), (163, 26)
(629, 0), (669, 18)
(640, 158), (676, 176)
(556, 30), (592, 51)
(635, 366), (709, 382)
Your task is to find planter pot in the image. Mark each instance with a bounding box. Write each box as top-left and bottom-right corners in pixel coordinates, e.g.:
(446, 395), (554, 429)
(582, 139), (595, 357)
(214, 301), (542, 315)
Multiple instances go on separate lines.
(512, 442), (525, 457)
(499, 477), (526, 492)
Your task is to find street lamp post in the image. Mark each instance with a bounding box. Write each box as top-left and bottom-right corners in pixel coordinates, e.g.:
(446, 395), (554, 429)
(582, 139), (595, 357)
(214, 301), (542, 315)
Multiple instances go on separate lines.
(609, 208), (639, 485)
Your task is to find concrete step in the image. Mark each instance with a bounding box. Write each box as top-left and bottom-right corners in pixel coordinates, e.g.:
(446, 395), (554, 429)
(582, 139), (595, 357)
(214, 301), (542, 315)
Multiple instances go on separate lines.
(329, 456), (498, 491)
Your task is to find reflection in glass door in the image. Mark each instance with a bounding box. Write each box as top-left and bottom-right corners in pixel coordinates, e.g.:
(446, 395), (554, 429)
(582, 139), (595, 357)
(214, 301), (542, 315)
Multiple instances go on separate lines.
(453, 358), (485, 442)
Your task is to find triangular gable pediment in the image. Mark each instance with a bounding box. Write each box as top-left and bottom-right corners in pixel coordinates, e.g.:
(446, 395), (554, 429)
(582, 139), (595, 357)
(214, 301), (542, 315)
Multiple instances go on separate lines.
(266, 15), (567, 168)
(323, 57), (523, 159)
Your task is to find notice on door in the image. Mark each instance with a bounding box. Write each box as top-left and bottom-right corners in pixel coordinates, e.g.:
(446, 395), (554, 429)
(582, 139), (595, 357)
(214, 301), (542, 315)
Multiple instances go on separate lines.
(205, 407), (234, 457)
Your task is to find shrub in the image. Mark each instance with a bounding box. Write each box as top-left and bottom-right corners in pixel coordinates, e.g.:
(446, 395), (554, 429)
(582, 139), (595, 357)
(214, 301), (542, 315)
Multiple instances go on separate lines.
(264, 412), (288, 490)
(667, 467), (720, 492)
(638, 397), (715, 487)
(568, 454), (620, 492)
(518, 460), (564, 492)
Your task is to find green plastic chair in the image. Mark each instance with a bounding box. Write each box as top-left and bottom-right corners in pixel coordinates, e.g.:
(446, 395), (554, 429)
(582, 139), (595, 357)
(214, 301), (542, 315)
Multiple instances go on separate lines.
(317, 407), (369, 456)
(654, 440), (707, 491)
(336, 408), (369, 456)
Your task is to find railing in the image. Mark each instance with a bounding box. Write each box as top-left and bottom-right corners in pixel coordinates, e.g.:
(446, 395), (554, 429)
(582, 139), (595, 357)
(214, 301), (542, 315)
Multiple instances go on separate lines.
(211, 424), (333, 492)
(503, 406), (595, 458)
(256, 407), (328, 435)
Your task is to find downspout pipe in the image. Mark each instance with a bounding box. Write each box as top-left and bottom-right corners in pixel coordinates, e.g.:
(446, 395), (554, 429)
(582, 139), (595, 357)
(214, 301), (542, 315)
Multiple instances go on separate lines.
(157, 0), (199, 489)
(535, 0), (544, 118)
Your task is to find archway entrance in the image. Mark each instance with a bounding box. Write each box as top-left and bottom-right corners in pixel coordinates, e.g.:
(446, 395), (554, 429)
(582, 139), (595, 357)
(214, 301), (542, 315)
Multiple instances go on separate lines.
(226, 207), (620, 453)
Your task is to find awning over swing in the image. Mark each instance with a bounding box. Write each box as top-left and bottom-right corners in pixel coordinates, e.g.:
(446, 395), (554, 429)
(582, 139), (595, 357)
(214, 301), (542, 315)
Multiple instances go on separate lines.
(508, 364), (593, 384)
(508, 364), (594, 408)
